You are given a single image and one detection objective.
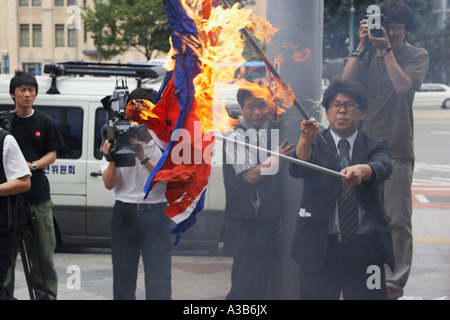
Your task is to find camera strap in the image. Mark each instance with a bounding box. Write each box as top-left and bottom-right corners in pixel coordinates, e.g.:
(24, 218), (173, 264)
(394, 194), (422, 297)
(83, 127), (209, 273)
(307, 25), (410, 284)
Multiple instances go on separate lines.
(357, 44), (377, 88)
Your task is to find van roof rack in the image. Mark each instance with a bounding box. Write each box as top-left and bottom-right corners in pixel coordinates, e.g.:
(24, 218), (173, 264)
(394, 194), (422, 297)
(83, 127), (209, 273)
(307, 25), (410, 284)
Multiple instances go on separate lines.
(43, 61), (166, 94)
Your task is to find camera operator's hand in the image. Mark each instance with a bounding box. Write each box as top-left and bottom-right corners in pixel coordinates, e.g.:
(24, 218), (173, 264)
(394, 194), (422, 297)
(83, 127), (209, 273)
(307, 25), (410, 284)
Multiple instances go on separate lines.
(357, 19), (370, 51)
(102, 139), (118, 190)
(102, 140), (112, 158)
(129, 137), (146, 162)
(368, 26), (391, 50)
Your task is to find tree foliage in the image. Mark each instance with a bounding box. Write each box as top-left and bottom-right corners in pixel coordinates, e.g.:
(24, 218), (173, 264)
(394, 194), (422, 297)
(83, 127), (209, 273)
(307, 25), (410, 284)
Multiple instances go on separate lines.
(413, 21), (450, 83)
(82, 0), (170, 61)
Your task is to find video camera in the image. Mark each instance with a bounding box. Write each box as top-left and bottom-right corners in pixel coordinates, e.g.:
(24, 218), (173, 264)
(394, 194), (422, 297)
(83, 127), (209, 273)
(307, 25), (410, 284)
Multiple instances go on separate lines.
(0, 110), (16, 132)
(101, 79), (147, 167)
(366, 13), (389, 38)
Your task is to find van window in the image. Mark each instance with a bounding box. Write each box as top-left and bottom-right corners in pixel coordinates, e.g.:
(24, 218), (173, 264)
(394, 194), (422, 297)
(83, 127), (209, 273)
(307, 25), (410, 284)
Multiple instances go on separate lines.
(0, 104), (83, 159)
(94, 107), (107, 160)
(38, 106), (83, 159)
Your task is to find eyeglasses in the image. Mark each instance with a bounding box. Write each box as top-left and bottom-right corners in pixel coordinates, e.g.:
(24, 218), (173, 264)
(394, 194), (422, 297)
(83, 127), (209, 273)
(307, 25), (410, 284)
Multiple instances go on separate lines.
(389, 24), (405, 32)
(329, 101), (360, 111)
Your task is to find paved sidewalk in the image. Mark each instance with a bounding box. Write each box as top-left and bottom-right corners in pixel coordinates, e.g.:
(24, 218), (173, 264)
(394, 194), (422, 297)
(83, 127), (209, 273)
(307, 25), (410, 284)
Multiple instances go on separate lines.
(10, 208), (450, 300)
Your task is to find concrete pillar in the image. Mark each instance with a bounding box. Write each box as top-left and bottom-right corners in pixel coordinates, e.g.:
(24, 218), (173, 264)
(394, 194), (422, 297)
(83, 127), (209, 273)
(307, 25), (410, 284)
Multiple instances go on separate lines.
(265, 0), (324, 299)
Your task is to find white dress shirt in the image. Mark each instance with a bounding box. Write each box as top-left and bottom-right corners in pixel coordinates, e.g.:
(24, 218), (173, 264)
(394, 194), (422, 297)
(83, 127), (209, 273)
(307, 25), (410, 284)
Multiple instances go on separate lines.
(101, 139), (166, 204)
(328, 130), (375, 235)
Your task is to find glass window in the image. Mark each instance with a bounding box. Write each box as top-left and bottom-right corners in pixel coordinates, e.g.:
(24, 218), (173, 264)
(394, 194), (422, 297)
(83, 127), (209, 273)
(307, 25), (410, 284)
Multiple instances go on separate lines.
(22, 62), (42, 75)
(20, 24), (30, 47)
(33, 24), (42, 47)
(55, 0), (64, 6)
(55, 24), (65, 47)
(36, 106), (83, 159)
(68, 0), (77, 5)
(68, 29), (77, 47)
(19, 0), (29, 6)
(0, 105), (83, 159)
(94, 107), (106, 160)
(32, 0), (41, 5)
(430, 86), (445, 92)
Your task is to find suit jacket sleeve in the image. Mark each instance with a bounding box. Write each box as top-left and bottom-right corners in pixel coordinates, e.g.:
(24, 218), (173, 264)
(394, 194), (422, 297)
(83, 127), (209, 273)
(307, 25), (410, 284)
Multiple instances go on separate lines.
(289, 130), (394, 272)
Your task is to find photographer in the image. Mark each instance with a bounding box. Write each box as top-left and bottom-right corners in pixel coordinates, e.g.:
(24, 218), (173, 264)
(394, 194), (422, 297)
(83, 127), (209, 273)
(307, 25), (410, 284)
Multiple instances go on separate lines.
(342, 1), (429, 299)
(101, 87), (172, 300)
(0, 126), (31, 300)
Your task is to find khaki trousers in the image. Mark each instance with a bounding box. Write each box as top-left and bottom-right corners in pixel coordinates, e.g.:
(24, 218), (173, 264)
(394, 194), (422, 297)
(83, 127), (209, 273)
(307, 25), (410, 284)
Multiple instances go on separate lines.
(381, 159), (414, 290)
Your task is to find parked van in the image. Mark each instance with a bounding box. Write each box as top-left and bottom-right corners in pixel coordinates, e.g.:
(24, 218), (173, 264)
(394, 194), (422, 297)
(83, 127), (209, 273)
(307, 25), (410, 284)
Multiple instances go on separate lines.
(0, 62), (227, 254)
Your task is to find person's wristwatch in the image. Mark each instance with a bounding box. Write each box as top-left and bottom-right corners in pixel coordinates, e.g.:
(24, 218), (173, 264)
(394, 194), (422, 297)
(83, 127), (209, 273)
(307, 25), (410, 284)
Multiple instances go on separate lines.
(381, 47), (392, 55)
(351, 50), (364, 59)
(140, 156), (150, 165)
(31, 162), (37, 171)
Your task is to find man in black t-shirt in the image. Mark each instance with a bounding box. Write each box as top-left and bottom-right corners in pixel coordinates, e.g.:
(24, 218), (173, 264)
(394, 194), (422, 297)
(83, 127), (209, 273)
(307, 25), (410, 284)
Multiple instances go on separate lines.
(4, 71), (62, 300)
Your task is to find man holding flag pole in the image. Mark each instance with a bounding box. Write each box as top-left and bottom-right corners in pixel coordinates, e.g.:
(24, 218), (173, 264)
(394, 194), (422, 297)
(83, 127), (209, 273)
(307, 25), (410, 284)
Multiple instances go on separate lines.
(289, 79), (395, 300)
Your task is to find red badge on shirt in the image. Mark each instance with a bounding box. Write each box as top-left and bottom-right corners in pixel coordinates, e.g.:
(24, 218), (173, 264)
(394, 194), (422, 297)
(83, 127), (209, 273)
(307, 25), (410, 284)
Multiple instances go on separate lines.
(35, 131), (41, 137)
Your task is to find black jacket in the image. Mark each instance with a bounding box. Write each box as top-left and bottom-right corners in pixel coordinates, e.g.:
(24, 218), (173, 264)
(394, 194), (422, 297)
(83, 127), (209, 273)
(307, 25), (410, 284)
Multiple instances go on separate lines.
(289, 129), (395, 272)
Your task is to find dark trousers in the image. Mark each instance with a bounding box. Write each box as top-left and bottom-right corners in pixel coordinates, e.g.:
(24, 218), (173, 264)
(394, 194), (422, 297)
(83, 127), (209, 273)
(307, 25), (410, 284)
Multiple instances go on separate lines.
(0, 230), (15, 299)
(111, 201), (172, 300)
(298, 233), (388, 300)
(224, 218), (278, 300)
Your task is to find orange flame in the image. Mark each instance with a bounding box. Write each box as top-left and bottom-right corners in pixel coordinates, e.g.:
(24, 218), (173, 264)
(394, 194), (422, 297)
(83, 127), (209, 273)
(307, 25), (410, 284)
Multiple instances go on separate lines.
(293, 48), (311, 64)
(172, 1), (284, 132)
(136, 2), (307, 134)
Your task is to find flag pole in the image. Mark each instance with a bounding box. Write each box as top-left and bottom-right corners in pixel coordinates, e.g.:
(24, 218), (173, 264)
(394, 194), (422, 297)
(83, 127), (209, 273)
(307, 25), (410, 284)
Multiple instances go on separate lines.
(219, 0), (327, 146)
(216, 134), (345, 178)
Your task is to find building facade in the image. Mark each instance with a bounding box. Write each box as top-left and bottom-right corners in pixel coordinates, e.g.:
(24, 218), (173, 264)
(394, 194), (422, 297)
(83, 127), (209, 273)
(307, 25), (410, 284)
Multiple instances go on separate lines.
(0, 0), (266, 75)
(1, 0), (95, 74)
(0, 0), (165, 74)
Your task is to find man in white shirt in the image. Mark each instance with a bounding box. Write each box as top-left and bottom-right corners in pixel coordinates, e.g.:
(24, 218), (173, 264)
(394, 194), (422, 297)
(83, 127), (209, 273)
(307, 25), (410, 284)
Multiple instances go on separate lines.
(101, 88), (172, 300)
(0, 128), (31, 300)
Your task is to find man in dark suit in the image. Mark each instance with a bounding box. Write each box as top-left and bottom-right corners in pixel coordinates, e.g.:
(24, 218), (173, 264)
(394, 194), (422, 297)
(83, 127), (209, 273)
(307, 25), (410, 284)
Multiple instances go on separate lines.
(289, 79), (395, 300)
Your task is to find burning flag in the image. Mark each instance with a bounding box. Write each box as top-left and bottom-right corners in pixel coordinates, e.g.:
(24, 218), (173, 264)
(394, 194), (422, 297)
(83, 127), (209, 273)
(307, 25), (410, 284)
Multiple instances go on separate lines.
(126, 0), (280, 244)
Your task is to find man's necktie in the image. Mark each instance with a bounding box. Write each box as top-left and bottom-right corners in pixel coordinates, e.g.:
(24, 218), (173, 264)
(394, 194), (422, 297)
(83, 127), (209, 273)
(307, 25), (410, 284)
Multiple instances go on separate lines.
(337, 139), (359, 237)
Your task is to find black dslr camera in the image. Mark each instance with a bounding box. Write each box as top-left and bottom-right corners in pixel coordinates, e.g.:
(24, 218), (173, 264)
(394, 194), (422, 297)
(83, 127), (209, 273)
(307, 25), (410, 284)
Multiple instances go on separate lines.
(367, 13), (389, 38)
(101, 79), (147, 167)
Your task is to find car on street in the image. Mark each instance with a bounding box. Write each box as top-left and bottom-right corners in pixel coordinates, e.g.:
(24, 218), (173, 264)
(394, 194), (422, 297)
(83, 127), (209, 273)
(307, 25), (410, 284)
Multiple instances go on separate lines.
(413, 83), (450, 109)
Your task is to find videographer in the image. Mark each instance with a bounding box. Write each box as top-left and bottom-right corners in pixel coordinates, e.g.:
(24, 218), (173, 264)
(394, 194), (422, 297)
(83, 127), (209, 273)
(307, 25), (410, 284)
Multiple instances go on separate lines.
(0, 126), (31, 300)
(342, 1), (429, 299)
(101, 87), (172, 300)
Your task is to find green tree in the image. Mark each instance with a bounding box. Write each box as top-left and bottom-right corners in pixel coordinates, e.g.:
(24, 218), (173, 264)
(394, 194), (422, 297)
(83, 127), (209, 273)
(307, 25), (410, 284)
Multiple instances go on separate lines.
(82, 0), (170, 61)
(414, 20), (450, 82)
